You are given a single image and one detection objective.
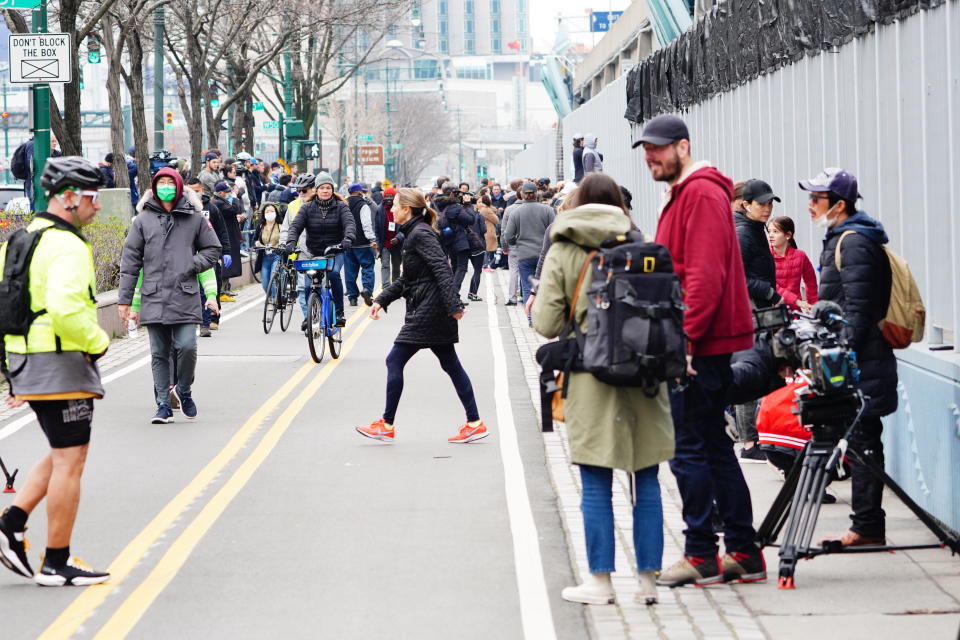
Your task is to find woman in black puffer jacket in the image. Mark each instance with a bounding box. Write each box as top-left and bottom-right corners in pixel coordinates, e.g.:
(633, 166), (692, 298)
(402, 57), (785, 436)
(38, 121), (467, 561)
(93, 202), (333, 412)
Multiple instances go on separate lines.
(356, 188), (488, 445)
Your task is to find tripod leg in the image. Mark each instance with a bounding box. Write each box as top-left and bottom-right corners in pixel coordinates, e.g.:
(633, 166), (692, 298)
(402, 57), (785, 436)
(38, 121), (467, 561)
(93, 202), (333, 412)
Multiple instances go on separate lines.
(778, 447), (831, 589)
(757, 446), (806, 547)
(849, 447), (960, 554)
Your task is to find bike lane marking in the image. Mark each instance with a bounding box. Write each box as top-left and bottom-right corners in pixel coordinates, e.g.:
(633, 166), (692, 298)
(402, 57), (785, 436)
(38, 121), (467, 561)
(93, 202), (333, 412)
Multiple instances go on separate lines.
(86, 313), (376, 639)
(483, 277), (558, 640)
(35, 303), (368, 640)
(0, 293), (267, 442)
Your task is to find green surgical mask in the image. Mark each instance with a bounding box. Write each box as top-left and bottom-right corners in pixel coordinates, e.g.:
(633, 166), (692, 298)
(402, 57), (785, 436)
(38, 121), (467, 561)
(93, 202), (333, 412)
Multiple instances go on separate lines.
(156, 185), (177, 202)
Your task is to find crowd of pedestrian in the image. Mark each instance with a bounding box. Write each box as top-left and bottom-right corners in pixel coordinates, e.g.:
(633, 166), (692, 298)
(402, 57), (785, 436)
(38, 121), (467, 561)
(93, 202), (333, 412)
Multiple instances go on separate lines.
(0, 106), (902, 604)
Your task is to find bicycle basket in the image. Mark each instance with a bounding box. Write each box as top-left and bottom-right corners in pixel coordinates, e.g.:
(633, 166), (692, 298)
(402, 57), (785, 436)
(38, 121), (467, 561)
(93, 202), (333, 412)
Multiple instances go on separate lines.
(294, 258), (333, 272)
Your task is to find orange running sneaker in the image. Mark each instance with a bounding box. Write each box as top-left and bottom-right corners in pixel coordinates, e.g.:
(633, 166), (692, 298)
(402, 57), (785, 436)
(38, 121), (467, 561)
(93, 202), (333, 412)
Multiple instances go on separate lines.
(356, 418), (395, 442)
(448, 421), (489, 444)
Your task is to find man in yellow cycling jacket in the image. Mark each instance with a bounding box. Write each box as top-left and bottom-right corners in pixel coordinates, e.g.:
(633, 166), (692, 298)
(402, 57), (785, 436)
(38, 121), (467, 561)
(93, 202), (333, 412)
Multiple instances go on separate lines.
(0, 157), (112, 586)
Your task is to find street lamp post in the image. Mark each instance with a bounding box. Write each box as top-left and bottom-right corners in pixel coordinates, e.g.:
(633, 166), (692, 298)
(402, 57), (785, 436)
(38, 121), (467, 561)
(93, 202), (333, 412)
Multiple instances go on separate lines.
(153, 6), (164, 151)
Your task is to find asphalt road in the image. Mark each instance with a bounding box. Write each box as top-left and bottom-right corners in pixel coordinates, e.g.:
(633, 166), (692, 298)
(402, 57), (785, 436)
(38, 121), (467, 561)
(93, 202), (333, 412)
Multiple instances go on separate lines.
(0, 284), (589, 640)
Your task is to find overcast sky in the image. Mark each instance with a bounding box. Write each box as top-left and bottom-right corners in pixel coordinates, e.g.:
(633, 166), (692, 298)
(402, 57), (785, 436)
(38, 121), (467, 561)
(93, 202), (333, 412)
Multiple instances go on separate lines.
(530, 0), (633, 52)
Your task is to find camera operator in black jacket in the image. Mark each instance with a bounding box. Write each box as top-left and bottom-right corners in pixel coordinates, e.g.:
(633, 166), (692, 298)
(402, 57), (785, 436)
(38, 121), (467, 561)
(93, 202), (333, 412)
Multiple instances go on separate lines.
(434, 182), (474, 299)
(800, 168), (897, 548)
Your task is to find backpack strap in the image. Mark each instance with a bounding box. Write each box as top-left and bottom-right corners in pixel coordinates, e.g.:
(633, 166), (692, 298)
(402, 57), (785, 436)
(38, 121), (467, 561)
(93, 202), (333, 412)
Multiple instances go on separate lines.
(566, 249), (597, 328)
(833, 230), (857, 270)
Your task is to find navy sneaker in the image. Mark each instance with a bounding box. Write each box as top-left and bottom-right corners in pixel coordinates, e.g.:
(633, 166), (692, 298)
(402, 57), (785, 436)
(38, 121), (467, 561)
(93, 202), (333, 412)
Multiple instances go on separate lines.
(179, 394), (198, 420)
(151, 404), (174, 424)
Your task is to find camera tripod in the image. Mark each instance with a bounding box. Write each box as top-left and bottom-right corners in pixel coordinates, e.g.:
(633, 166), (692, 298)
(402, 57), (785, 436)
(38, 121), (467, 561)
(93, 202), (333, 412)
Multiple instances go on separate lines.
(755, 391), (960, 588)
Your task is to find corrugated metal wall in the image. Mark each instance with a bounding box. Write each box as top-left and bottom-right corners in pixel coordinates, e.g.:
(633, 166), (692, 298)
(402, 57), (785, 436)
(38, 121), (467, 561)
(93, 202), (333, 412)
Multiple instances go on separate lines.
(512, 0), (960, 530)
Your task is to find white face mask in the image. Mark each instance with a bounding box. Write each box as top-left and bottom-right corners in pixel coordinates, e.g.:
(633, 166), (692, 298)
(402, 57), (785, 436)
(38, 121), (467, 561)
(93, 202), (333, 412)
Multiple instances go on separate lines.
(813, 203), (838, 229)
(264, 211), (277, 222)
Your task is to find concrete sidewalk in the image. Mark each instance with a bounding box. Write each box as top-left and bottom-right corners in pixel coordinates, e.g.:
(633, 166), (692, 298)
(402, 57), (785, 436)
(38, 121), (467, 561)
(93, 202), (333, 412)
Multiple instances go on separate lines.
(495, 271), (960, 640)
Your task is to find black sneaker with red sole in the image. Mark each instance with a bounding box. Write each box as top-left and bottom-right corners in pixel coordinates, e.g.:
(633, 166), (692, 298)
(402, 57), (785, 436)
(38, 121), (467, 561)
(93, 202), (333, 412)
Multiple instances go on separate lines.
(722, 545), (767, 583)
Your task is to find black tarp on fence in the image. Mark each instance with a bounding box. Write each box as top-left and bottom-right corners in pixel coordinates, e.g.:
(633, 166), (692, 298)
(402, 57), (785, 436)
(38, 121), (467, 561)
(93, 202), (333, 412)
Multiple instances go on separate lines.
(624, 0), (946, 123)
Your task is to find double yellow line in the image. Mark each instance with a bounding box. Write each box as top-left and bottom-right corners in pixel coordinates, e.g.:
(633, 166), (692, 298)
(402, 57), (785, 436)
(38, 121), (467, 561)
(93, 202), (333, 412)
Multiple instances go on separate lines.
(39, 306), (375, 640)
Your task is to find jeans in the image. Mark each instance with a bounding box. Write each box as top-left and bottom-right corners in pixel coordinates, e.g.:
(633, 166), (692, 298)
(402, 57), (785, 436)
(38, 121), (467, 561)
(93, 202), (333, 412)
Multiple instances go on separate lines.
(507, 253), (519, 299)
(668, 354), (756, 556)
(383, 343), (479, 424)
(468, 253), (484, 295)
(344, 247), (376, 298)
(147, 324), (197, 407)
(580, 465), (664, 573)
(517, 257), (538, 304)
(849, 416), (886, 538)
(299, 253), (345, 318)
(450, 250), (470, 297)
(380, 245), (402, 285)
(260, 252), (279, 295)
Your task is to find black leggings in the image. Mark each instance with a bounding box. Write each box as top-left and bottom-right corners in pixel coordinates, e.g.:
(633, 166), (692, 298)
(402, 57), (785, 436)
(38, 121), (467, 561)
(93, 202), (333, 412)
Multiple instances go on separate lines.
(468, 253), (484, 295)
(383, 343), (479, 424)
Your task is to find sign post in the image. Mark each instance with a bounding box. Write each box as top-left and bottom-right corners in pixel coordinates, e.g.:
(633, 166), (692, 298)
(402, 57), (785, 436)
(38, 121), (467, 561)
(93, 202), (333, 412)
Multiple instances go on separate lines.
(8, 10), (71, 212)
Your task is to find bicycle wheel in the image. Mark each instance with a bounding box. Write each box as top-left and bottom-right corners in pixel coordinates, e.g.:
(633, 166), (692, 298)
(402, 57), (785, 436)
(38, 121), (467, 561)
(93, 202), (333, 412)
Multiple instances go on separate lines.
(262, 270), (280, 334)
(251, 252), (261, 283)
(325, 294), (342, 359)
(306, 291), (325, 363)
(279, 269), (295, 332)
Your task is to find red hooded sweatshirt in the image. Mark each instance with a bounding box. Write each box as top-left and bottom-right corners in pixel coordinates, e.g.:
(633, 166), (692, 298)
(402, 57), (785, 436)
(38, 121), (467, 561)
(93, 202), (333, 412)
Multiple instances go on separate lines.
(654, 164), (753, 357)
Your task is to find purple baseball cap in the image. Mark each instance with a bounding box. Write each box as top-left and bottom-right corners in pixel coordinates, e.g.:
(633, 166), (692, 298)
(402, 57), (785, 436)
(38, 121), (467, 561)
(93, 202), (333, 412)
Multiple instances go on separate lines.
(798, 167), (862, 201)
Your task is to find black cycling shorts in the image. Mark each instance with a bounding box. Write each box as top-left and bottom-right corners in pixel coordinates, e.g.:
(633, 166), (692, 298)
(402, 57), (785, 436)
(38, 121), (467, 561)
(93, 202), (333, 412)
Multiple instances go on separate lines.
(28, 399), (94, 449)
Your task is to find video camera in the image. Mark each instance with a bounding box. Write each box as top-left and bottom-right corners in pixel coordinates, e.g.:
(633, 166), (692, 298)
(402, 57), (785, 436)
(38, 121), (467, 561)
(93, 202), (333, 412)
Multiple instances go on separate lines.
(149, 149), (179, 176)
(753, 301), (863, 433)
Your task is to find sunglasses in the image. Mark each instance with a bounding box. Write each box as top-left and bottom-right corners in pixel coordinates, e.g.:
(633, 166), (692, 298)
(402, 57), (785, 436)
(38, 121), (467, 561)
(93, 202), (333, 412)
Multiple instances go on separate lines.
(807, 194), (831, 203)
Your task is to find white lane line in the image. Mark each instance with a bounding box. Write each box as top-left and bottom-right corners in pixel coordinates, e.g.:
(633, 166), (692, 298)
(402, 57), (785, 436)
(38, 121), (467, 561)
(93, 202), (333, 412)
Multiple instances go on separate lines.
(0, 293), (266, 442)
(484, 276), (557, 640)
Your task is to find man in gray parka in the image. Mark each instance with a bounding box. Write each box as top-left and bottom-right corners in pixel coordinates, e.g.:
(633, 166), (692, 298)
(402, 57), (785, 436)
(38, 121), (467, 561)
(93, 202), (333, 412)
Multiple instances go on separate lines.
(118, 167), (221, 424)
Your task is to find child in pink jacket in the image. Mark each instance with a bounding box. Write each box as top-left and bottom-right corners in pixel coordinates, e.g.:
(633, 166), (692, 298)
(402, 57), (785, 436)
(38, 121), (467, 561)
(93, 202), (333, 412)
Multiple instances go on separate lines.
(767, 216), (818, 312)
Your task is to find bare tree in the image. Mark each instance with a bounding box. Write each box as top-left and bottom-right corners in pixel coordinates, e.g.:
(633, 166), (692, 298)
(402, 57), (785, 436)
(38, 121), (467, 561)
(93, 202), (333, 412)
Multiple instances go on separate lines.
(255, 0), (411, 138)
(329, 93), (457, 184)
(162, 0), (292, 173)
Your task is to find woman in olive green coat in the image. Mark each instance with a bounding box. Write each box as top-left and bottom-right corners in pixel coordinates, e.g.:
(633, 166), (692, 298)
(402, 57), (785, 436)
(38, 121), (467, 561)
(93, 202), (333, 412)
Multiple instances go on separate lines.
(532, 174), (675, 606)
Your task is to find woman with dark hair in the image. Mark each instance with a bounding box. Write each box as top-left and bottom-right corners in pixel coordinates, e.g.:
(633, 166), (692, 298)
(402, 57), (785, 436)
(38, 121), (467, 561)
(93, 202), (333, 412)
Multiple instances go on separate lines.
(357, 188), (487, 444)
(253, 201), (286, 294)
(532, 174), (674, 606)
(766, 215), (818, 312)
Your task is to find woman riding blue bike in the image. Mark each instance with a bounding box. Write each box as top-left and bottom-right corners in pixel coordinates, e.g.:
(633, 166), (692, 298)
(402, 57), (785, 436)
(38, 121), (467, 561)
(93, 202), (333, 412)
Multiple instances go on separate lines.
(282, 172), (355, 330)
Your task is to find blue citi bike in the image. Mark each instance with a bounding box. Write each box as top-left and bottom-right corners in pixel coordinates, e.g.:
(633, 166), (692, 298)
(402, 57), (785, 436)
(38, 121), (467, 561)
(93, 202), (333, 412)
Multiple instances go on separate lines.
(294, 245), (344, 363)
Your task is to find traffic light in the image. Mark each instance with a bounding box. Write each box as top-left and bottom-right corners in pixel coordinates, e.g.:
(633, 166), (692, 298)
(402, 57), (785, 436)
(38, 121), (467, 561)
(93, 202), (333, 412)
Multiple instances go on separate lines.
(476, 164), (487, 178)
(1, 112), (8, 129)
(87, 34), (101, 64)
(209, 83), (220, 108)
(164, 110), (174, 130)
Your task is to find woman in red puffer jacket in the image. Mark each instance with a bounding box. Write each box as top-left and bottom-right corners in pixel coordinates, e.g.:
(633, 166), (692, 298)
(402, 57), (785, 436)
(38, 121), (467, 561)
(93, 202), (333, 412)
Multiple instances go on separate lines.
(767, 216), (818, 312)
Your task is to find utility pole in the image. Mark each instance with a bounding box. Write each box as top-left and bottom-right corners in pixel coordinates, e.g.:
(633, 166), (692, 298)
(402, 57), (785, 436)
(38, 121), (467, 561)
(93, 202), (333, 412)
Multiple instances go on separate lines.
(2, 80), (9, 184)
(384, 59), (394, 182)
(31, 2), (50, 213)
(282, 39), (294, 161)
(226, 60), (234, 157)
(456, 108), (463, 184)
(153, 5), (164, 151)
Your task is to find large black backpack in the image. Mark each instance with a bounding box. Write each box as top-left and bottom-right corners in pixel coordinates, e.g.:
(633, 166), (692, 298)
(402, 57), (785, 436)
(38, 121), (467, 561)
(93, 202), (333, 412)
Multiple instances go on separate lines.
(10, 141), (30, 181)
(578, 230), (686, 395)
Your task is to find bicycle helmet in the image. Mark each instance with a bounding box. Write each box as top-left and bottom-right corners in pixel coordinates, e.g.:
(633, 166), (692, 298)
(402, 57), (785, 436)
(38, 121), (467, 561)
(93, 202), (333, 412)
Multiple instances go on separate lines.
(41, 156), (105, 196)
(292, 173), (316, 189)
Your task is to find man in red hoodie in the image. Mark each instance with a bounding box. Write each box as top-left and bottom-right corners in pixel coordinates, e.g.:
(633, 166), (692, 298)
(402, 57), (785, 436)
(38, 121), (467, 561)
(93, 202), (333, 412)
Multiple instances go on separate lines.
(635, 115), (762, 587)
